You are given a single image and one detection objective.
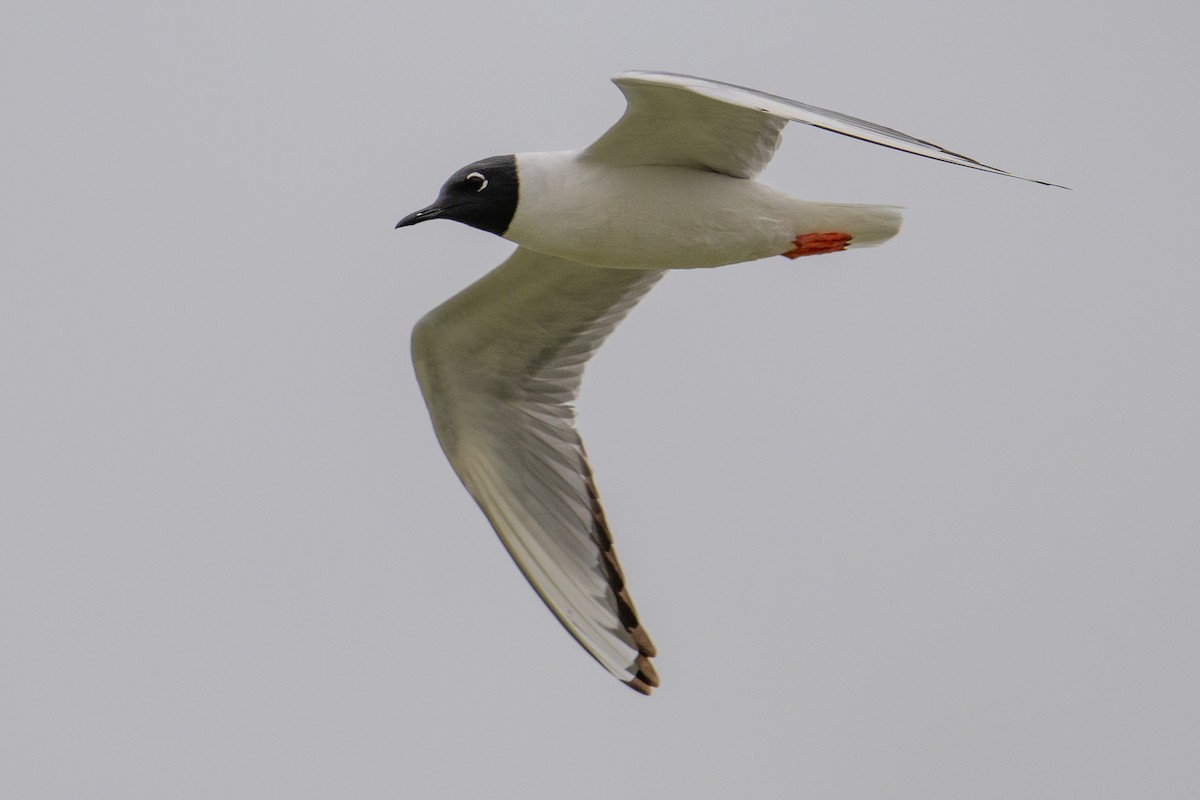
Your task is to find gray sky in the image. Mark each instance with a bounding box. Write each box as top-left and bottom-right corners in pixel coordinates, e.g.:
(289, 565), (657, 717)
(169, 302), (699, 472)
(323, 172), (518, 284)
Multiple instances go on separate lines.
(3, 1), (1197, 798)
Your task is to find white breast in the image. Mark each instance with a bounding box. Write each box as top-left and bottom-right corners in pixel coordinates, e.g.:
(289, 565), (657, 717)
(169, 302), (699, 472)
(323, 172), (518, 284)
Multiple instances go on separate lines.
(505, 151), (800, 269)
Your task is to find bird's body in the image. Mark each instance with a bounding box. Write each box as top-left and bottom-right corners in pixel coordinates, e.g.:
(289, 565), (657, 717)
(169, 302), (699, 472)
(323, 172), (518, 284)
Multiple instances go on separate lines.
(396, 71), (1060, 694)
(506, 151), (901, 268)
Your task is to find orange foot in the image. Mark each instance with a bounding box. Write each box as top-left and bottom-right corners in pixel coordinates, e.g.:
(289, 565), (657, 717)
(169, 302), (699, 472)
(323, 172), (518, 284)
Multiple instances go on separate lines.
(781, 232), (853, 259)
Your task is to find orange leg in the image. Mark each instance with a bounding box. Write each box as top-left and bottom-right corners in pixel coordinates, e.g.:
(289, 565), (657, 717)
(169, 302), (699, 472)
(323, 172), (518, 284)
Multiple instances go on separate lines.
(781, 232), (853, 259)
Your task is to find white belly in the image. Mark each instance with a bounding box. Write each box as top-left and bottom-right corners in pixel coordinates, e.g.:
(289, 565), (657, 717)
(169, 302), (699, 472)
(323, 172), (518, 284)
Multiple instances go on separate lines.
(505, 152), (801, 269)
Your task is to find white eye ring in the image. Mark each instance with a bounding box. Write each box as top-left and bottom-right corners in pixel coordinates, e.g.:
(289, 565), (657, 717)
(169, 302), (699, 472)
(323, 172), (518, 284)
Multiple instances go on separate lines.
(466, 171), (488, 191)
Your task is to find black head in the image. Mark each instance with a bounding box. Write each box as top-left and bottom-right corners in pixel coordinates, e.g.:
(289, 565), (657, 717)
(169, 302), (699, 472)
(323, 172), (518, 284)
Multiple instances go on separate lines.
(395, 155), (518, 236)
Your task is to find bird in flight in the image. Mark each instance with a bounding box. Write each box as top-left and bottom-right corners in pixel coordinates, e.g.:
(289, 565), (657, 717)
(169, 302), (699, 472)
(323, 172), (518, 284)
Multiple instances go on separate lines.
(396, 71), (1061, 694)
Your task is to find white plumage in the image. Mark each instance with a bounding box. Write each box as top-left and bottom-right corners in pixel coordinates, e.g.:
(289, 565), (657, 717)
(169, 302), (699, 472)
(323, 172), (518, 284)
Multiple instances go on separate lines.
(398, 70), (1060, 693)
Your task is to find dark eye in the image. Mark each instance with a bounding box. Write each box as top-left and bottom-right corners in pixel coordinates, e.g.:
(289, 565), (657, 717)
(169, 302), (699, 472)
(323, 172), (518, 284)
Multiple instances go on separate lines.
(465, 171), (488, 192)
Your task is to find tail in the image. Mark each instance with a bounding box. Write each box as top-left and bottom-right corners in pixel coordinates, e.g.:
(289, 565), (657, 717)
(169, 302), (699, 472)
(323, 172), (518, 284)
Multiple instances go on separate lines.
(801, 201), (903, 249)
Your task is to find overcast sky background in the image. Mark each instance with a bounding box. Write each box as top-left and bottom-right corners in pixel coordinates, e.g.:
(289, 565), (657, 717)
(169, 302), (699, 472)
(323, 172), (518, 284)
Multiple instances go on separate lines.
(3, 2), (1197, 798)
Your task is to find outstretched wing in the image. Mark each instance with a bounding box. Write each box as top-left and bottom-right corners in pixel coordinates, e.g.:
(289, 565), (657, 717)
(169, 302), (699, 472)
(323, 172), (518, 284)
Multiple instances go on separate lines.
(582, 70), (1063, 186)
(412, 247), (665, 693)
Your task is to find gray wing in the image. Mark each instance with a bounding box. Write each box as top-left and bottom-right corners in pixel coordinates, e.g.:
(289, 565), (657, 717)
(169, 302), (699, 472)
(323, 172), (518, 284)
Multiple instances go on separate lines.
(581, 70), (1063, 186)
(412, 246), (665, 693)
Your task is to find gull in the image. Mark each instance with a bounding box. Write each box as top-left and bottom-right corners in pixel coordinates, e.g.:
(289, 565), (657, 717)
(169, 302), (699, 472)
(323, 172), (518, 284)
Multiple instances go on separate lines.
(396, 70), (1060, 694)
